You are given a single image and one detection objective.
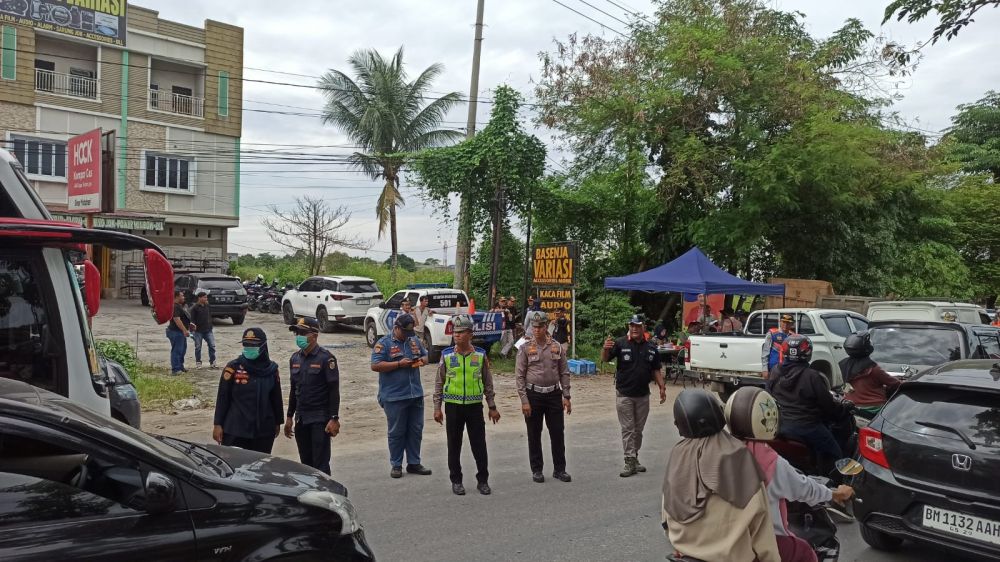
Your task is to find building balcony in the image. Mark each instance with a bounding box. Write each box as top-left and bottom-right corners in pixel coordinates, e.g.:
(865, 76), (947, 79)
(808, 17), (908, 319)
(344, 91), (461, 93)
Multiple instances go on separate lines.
(35, 68), (99, 100)
(149, 88), (204, 118)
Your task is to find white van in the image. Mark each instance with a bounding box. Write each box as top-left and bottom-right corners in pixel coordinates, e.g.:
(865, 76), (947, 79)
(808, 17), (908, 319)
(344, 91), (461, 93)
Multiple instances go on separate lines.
(866, 301), (991, 325)
(0, 149), (174, 416)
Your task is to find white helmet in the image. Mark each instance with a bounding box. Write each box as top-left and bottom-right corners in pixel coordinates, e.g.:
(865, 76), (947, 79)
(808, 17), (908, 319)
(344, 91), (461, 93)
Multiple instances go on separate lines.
(724, 386), (780, 441)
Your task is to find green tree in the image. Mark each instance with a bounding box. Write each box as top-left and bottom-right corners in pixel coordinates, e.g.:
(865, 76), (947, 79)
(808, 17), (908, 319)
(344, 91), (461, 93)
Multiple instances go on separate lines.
(884, 0), (999, 43)
(945, 91), (1000, 182)
(409, 85), (546, 303)
(469, 228), (525, 306)
(384, 253), (417, 272)
(318, 48), (462, 282)
(943, 174), (1000, 303)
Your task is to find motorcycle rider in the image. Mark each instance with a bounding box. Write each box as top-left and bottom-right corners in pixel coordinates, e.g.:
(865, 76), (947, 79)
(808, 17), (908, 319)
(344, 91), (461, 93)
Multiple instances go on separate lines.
(725, 387), (855, 562)
(766, 336), (855, 495)
(841, 330), (900, 419)
(662, 389), (779, 562)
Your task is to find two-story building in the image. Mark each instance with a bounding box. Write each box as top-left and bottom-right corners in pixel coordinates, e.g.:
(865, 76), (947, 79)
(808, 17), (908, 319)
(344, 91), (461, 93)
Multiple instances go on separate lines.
(0, 2), (242, 297)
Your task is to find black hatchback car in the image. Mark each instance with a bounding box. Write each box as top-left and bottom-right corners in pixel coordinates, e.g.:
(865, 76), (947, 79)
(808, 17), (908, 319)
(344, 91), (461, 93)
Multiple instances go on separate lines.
(175, 273), (249, 325)
(0, 379), (374, 561)
(854, 359), (1000, 560)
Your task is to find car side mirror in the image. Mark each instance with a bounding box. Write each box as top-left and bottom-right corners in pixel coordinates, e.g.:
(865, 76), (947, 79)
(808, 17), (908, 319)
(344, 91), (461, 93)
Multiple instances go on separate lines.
(144, 471), (177, 515)
(378, 302), (386, 309)
(143, 249), (175, 324)
(83, 259), (101, 317)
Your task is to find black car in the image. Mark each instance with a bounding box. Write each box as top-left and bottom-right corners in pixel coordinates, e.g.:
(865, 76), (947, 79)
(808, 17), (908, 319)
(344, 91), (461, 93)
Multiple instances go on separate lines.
(0, 379), (374, 561)
(867, 320), (1000, 377)
(174, 273), (249, 325)
(854, 359), (1000, 560)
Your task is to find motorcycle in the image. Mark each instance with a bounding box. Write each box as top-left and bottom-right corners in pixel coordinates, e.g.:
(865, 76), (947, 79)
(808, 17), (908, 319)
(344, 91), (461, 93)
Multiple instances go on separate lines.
(765, 395), (860, 479)
(667, 459), (864, 562)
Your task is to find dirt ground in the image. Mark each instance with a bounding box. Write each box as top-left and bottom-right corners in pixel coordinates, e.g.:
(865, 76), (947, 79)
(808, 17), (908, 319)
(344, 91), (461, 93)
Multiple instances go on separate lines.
(92, 300), (679, 458)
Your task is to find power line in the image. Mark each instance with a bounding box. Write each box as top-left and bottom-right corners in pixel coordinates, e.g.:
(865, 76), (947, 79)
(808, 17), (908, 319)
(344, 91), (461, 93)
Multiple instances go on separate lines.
(571, 0), (631, 27)
(599, 0), (655, 24)
(549, 0), (628, 37)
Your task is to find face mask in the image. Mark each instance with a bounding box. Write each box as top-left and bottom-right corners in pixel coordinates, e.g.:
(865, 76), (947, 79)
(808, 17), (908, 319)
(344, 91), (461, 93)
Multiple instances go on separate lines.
(295, 335), (310, 350)
(243, 346), (261, 360)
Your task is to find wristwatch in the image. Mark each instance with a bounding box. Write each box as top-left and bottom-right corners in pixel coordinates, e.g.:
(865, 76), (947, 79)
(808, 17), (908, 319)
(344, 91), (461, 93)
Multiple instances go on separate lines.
(488, 406), (498, 411)
(331, 415), (339, 421)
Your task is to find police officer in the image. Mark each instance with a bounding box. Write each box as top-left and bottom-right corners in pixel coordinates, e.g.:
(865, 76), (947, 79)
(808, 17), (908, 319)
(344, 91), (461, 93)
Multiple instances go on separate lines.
(283, 318), (341, 475)
(212, 327), (283, 454)
(433, 314), (500, 496)
(601, 315), (667, 477)
(371, 313), (432, 479)
(516, 310), (572, 483)
(762, 313), (796, 378)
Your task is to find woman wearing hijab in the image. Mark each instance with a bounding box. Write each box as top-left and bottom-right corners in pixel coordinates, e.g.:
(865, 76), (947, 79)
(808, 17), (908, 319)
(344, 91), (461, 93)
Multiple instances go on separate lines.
(840, 331), (900, 418)
(662, 389), (779, 562)
(212, 327), (284, 454)
(725, 387), (855, 562)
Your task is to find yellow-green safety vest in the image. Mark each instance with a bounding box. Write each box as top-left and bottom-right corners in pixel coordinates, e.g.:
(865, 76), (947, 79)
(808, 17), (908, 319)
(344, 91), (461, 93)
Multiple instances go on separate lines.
(442, 347), (486, 405)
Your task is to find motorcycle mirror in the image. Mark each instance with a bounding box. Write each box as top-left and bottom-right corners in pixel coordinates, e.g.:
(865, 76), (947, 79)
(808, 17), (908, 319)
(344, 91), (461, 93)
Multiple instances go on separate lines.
(835, 458), (864, 476)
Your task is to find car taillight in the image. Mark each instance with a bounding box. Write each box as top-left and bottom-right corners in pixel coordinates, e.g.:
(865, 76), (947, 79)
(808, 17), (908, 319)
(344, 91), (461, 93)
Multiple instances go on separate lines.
(373, 293), (383, 300)
(445, 321), (453, 335)
(859, 427), (890, 469)
(330, 294), (352, 301)
(684, 340), (692, 366)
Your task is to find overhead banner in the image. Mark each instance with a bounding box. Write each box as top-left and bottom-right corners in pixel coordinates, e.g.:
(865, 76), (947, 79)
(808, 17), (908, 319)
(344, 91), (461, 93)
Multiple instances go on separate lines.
(67, 128), (102, 212)
(0, 1), (127, 47)
(532, 241), (578, 287)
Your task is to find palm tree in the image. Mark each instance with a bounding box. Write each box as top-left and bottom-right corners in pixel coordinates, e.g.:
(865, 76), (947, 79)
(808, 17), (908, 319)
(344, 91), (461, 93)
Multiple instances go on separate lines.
(318, 48), (462, 280)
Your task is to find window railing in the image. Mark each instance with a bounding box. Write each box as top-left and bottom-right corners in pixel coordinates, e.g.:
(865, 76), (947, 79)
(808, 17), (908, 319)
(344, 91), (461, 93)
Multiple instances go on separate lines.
(34, 69), (98, 99)
(148, 88), (204, 118)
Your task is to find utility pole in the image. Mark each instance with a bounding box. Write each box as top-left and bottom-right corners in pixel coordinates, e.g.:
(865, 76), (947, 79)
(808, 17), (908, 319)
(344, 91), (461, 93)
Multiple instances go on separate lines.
(453, 0), (485, 292)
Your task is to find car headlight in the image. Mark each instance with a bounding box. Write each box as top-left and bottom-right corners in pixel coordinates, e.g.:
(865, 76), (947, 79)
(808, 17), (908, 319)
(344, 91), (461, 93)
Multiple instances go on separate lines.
(298, 491), (360, 535)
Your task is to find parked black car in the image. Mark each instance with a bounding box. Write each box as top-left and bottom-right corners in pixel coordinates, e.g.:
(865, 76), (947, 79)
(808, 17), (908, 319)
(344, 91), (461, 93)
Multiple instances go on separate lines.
(99, 355), (141, 429)
(854, 359), (1000, 560)
(174, 273), (249, 325)
(0, 379), (374, 561)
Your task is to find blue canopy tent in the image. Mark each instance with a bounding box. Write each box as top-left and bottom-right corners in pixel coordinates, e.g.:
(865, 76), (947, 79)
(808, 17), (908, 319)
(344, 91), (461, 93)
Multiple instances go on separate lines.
(604, 247), (785, 295)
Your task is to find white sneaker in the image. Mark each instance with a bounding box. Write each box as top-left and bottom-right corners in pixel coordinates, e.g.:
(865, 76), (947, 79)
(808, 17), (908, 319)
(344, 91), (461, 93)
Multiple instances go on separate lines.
(195, 362), (203, 368)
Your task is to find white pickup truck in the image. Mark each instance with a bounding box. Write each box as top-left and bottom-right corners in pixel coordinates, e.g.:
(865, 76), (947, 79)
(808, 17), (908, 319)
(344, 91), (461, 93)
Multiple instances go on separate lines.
(364, 286), (505, 363)
(687, 308), (869, 399)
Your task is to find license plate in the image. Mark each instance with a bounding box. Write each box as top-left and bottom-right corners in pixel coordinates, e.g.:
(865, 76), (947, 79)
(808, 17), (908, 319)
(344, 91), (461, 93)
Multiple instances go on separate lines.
(216, 296), (233, 302)
(922, 505), (1000, 545)
(356, 298), (370, 306)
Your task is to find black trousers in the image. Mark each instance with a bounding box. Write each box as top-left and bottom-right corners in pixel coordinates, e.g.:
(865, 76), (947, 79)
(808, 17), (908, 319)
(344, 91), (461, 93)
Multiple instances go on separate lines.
(222, 434), (275, 455)
(295, 421), (332, 475)
(524, 390), (566, 473)
(445, 402), (489, 484)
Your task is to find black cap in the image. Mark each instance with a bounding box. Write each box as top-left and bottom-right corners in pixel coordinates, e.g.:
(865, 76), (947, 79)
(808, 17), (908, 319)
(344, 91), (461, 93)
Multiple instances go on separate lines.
(240, 327), (268, 347)
(289, 317), (320, 334)
(628, 314), (644, 325)
(394, 313), (416, 336)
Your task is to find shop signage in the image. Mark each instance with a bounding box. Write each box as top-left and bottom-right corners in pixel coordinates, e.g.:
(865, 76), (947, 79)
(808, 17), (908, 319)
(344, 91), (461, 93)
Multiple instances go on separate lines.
(67, 128), (102, 212)
(531, 241), (578, 287)
(0, 0), (127, 47)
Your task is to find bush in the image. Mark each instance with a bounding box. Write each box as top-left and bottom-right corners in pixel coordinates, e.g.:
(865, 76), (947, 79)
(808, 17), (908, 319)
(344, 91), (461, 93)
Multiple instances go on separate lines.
(574, 291), (637, 347)
(95, 339), (139, 378)
(232, 259), (453, 297)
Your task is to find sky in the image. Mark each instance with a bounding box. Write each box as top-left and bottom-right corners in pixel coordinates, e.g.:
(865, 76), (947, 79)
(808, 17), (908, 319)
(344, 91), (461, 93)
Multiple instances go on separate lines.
(142, 0), (1000, 263)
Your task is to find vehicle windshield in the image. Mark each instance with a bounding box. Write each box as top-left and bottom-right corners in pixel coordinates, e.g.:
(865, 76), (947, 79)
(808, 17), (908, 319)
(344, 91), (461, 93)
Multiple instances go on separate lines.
(428, 293), (469, 308)
(881, 386), (1000, 447)
(870, 326), (964, 367)
(340, 280), (379, 293)
(199, 278), (243, 290)
(47, 397), (204, 472)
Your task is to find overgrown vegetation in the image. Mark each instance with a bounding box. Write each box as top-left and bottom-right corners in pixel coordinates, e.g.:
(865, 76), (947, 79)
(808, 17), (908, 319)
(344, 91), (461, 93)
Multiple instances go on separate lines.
(96, 340), (196, 411)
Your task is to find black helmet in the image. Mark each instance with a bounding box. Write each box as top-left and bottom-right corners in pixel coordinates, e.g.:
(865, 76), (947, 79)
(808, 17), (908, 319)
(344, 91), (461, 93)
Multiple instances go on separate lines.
(673, 389), (726, 438)
(785, 334), (813, 363)
(844, 330), (874, 358)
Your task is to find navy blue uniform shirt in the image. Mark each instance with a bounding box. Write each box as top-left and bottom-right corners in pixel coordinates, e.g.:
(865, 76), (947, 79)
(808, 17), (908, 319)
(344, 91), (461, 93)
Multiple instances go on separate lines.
(288, 344), (340, 425)
(213, 357), (283, 439)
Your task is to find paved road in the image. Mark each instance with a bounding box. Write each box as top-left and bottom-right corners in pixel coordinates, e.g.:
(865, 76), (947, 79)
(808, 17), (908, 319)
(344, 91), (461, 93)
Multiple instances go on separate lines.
(324, 402), (960, 561)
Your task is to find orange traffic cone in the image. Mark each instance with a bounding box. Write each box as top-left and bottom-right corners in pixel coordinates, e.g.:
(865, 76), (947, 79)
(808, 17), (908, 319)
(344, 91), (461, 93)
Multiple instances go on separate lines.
(468, 298), (475, 315)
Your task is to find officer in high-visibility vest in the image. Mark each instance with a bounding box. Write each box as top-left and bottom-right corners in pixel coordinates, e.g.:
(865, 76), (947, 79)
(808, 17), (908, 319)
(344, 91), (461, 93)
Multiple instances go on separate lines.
(433, 314), (500, 496)
(761, 314), (796, 378)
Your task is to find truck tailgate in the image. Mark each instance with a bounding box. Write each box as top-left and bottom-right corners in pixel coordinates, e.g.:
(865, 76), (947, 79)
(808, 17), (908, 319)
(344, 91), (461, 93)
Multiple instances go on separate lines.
(688, 335), (765, 374)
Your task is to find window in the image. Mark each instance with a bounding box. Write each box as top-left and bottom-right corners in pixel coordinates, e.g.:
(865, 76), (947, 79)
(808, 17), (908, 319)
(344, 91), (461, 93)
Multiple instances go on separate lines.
(384, 291), (406, 309)
(324, 280), (339, 292)
(218, 70), (229, 117)
(972, 331), (1000, 359)
(797, 314), (816, 335)
(870, 326), (964, 367)
(10, 136), (67, 179)
(0, 255), (61, 393)
(149, 83), (159, 108)
(34, 59), (55, 92)
(427, 293), (469, 309)
(849, 315), (869, 332)
(822, 314), (853, 338)
(880, 387), (1000, 447)
(298, 278), (321, 292)
(339, 280), (379, 294)
(69, 67), (96, 98)
(1, 26), (15, 81)
(143, 153), (193, 193)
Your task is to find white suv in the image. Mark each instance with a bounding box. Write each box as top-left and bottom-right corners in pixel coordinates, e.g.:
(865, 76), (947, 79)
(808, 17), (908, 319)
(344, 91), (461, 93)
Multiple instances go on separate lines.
(282, 275), (383, 331)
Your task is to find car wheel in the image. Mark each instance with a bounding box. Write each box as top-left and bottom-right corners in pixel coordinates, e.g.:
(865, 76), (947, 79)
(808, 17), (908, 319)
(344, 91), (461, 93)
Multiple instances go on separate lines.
(365, 320), (378, 348)
(317, 307), (335, 333)
(426, 331), (442, 364)
(282, 302), (295, 325)
(860, 522), (904, 551)
(232, 313), (246, 325)
(140, 287), (149, 307)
